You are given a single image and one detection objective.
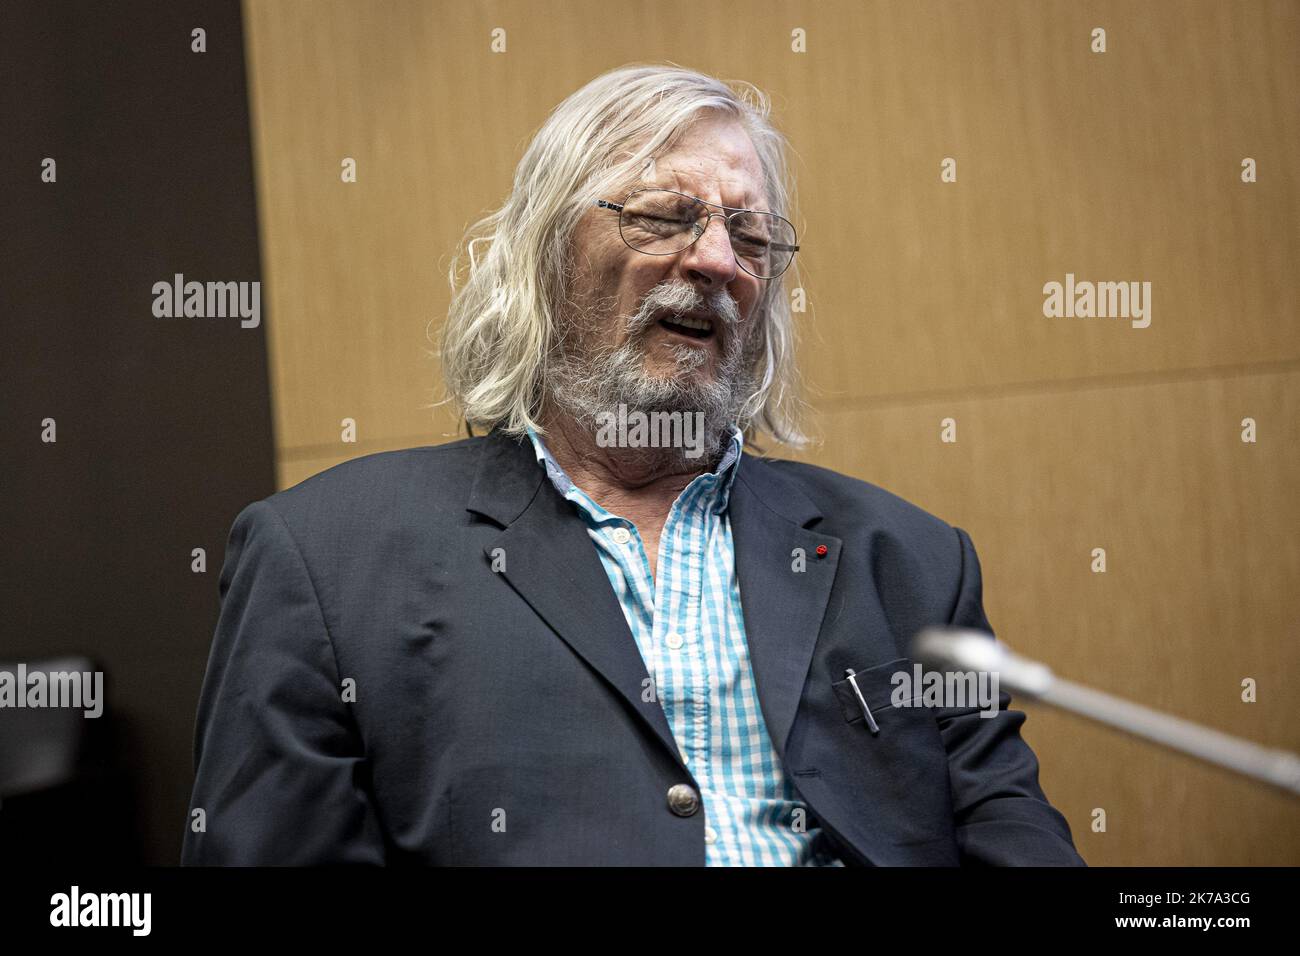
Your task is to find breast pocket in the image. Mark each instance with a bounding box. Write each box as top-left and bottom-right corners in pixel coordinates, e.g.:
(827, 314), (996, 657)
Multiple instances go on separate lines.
(821, 656), (956, 851)
(830, 657), (923, 730)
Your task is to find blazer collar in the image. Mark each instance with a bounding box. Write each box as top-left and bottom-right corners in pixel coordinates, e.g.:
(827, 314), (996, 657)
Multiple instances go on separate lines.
(727, 454), (842, 757)
(464, 427), (843, 791)
(466, 428), (684, 761)
(464, 426), (825, 528)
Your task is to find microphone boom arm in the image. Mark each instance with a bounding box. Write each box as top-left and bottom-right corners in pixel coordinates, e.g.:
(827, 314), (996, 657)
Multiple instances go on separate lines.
(912, 627), (1300, 798)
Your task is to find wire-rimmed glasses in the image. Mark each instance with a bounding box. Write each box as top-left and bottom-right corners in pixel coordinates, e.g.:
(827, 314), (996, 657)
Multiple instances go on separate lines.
(593, 187), (799, 280)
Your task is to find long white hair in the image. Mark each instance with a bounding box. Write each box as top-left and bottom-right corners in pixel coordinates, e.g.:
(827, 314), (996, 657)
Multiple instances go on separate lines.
(439, 62), (809, 447)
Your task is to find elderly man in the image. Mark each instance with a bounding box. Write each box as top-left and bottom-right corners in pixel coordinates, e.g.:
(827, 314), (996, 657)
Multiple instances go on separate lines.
(183, 64), (1083, 866)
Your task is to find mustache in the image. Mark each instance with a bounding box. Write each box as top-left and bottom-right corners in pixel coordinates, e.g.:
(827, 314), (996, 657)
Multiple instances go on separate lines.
(625, 282), (739, 337)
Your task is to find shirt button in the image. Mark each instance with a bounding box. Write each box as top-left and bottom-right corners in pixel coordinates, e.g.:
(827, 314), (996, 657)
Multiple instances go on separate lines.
(666, 783), (700, 817)
(611, 527), (631, 544)
(704, 826), (718, 845)
(665, 631), (684, 650)
(679, 746), (690, 766)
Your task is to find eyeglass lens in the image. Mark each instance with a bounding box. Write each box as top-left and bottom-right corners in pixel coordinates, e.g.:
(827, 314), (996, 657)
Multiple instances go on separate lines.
(617, 189), (796, 279)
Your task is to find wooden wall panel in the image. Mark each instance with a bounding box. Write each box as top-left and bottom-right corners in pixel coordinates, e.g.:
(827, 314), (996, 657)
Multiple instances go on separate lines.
(243, 0), (1299, 863)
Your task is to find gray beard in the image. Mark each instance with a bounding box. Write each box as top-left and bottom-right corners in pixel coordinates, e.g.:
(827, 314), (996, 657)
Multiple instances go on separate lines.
(548, 282), (761, 470)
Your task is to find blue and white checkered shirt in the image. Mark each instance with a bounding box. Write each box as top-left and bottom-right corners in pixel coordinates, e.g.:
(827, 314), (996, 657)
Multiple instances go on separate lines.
(525, 425), (843, 866)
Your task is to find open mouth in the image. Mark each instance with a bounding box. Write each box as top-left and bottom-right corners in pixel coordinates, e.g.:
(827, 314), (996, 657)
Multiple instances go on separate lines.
(656, 313), (715, 341)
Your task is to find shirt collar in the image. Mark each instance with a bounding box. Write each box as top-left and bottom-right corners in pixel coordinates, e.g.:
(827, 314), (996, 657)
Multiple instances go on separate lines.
(525, 423), (744, 516)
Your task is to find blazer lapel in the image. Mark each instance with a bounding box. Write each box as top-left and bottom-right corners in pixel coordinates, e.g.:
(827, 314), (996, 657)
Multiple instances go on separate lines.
(465, 430), (682, 765)
(728, 455), (842, 758)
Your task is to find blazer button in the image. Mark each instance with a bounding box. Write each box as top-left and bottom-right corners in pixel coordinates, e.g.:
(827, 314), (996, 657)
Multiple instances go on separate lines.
(667, 783), (700, 817)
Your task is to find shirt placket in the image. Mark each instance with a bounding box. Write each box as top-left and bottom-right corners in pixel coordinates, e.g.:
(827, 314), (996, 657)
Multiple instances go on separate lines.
(672, 480), (726, 860)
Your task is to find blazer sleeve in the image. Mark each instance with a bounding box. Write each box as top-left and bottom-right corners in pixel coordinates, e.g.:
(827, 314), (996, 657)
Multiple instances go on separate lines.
(181, 499), (386, 864)
(938, 526), (1086, 866)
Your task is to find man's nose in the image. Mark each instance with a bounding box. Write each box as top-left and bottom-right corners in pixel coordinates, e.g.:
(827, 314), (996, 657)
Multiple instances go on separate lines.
(679, 214), (739, 286)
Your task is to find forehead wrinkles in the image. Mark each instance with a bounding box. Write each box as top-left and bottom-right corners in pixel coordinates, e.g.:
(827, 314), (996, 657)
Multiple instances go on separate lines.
(638, 142), (766, 208)
(656, 165), (763, 207)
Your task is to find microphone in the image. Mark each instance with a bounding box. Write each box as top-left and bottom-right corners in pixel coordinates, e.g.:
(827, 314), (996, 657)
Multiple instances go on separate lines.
(912, 626), (1300, 798)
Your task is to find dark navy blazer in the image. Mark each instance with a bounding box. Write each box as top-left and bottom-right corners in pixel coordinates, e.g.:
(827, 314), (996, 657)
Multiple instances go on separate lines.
(182, 429), (1084, 866)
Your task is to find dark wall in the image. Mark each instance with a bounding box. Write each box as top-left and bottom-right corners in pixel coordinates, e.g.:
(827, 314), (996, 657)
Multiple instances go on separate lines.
(0, 1), (274, 864)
